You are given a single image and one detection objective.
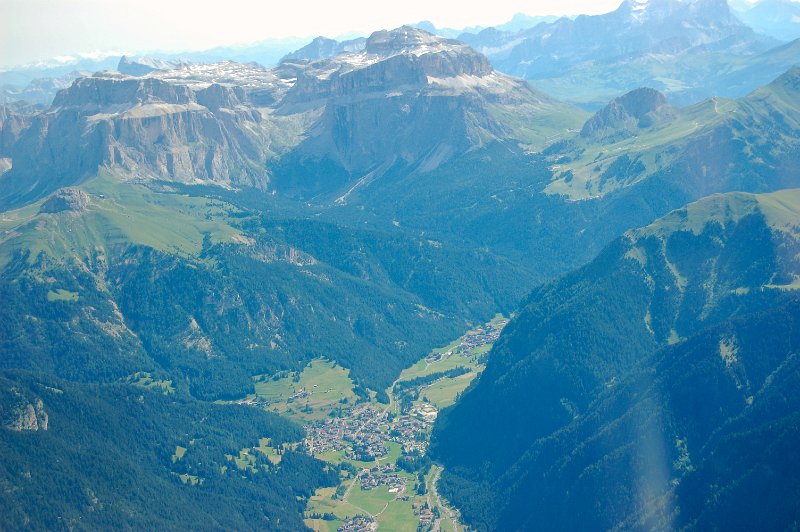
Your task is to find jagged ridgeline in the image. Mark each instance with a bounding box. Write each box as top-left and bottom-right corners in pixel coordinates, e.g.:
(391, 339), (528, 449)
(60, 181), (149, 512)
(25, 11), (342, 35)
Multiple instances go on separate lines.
(431, 189), (800, 529)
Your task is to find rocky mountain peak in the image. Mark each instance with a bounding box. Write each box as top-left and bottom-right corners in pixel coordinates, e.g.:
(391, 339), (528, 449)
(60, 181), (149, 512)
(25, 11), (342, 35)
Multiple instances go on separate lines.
(613, 87), (669, 118)
(359, 26), (494, 79)
(365, 26), (444, 55)
(581, 87), (675, 139)
(284, 37), (339, 61)
(279, 26), (496, 108)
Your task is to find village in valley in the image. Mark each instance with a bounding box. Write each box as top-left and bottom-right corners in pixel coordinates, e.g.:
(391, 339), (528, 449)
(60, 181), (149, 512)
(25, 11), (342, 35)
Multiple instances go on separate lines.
(242, 315), (508, 531)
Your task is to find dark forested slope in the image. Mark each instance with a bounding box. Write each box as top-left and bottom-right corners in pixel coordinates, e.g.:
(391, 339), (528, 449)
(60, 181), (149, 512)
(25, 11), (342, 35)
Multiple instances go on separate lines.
(431, 189), (800, 529)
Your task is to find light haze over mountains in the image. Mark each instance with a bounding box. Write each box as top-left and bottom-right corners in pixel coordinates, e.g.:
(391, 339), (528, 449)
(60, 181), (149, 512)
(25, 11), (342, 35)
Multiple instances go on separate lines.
(1, 0), (800, 530)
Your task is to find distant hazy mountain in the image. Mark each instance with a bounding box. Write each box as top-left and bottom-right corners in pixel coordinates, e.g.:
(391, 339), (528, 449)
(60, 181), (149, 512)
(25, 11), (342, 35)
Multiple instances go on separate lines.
(0, 56), (121, 87)
(0, 57), (191, 105)
(0, 70), (88, 106)
(412, 13), (561, 39)
(735, 0), (800, 41)
(117, 56), (190, 76)
(0, 59), (119, 106)
(493, 13), (563, 33)
(432, 188), (800, 529)
(280, 36), (367, 62)
(169, 37), (310, 67)
(412, 20), (485, 39)
(466, 0), (763, 70)
(460, 0), (785, 107)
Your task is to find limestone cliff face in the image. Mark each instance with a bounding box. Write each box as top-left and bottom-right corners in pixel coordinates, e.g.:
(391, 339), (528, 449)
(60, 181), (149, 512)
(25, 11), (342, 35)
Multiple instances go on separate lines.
(52, 76), (195, 108)
(1, 74), (270, 206)
(0, 105), (33, 156)
(271, 27), (560, 196)
(0, 27), (577, 207)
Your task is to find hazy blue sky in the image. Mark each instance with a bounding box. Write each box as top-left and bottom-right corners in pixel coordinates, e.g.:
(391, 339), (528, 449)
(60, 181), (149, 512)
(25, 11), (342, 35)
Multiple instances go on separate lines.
(0, 0), (631, 68)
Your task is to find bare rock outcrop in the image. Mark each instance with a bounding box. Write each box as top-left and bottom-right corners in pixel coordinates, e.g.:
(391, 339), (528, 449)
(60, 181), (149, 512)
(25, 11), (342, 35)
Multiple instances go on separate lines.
(581, 87), (676, 140)
(39, 188), (90, 213)
(2, 389), (49, 431)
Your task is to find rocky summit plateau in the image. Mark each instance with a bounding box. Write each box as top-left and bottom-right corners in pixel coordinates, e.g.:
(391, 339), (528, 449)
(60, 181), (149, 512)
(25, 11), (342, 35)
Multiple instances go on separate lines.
(0, 26), (578, 207)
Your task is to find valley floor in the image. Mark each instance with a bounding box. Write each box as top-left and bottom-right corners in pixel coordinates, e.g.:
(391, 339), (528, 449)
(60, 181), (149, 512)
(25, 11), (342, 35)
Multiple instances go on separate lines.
(238, 316), (507, 531)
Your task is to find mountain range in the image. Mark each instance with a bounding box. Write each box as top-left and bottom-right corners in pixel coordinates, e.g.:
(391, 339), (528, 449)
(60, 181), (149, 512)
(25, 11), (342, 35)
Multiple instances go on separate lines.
(734, 0), (800, 41)
(1, 28), (556, 402)
(1, 5), (799, 530)
(0, 26), (584, 208)
(457, 0), (800, 107)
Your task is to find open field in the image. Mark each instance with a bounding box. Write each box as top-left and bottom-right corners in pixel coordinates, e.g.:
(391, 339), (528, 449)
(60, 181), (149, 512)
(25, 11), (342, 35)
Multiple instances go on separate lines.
(125, 372), (175, 394)
(420, 372), (479, 409)
(254, 358), (358, 422)
(256, 438), (283, 464)
(304, 518), (341, 532)
(348, 485), (396, 516)
(47, 289), (79, 301)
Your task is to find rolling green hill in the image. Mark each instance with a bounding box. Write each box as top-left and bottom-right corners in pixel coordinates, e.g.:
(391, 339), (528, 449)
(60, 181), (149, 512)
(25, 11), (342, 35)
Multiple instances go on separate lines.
(545, 67), (800, 201)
